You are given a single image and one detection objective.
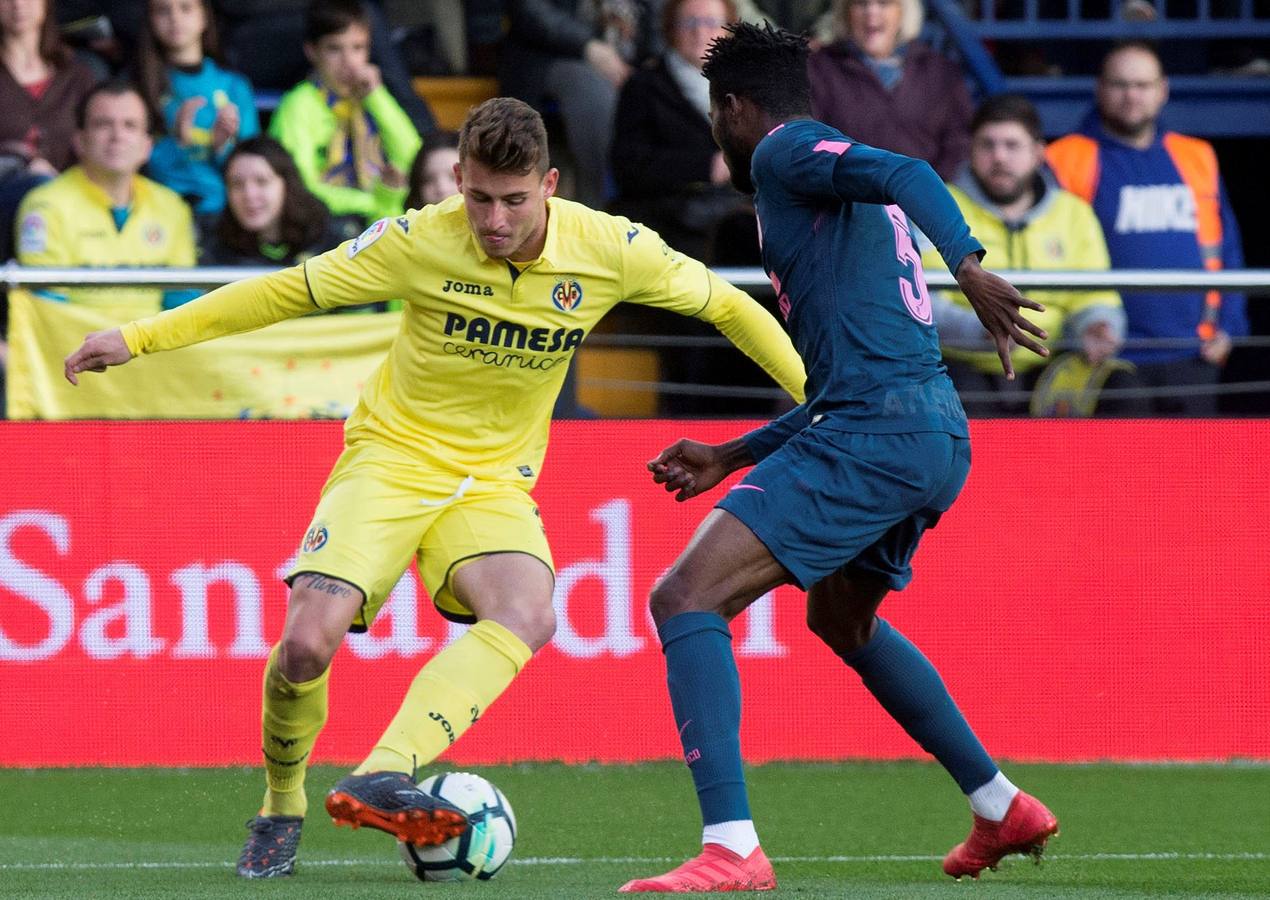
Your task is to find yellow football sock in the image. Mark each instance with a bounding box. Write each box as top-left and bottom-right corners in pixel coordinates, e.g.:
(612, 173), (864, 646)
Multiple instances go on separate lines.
(259, 644), (330, 818)
(356, 619), (532, 775)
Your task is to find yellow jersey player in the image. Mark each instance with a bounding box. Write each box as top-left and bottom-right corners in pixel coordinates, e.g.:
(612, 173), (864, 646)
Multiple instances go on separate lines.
(63, 97), (806, 879)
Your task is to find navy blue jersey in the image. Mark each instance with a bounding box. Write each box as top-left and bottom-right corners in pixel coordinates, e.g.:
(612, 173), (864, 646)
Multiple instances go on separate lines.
(744, 120), (982, 457)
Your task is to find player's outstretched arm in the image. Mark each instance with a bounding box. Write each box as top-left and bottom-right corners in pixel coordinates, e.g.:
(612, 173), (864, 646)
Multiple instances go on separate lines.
(648, 437), (754, 502)
(106, 265), (321, 365)
(954, 254), (1049, 379)
(64, 327), (132, 385)
(696, 273), (806, 403)
(617, 225), (806, 404)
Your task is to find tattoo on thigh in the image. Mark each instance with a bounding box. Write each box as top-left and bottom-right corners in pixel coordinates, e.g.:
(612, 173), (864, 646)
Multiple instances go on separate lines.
(294, 573), (358, 599)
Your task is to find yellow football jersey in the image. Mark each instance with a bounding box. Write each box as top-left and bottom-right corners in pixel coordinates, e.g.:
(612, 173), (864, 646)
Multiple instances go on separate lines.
(123, 194), (806, 484)
(17, 166), (197, 320)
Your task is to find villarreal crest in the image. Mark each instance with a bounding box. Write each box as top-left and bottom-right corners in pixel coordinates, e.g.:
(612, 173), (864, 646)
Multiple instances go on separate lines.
(302, 525), (329, 553)
(551, 279), (583, 312)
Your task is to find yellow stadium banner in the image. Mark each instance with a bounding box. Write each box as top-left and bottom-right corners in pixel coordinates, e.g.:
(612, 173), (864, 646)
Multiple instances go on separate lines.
(7, 290), (400, 420)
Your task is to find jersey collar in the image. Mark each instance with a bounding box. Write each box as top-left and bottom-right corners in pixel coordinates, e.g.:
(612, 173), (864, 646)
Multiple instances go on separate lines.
(536, 197), (562, 269)
(67, 165), (148, 211)
(467, 196), (560, 269)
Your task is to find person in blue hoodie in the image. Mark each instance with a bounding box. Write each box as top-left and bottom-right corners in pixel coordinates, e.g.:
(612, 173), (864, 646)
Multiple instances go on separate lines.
(135, 0), (260, 220)
(1047, 40), (1247, 416)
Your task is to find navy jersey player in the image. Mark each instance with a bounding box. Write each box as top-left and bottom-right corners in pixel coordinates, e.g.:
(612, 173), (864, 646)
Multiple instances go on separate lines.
(619, 24), (1059, 894)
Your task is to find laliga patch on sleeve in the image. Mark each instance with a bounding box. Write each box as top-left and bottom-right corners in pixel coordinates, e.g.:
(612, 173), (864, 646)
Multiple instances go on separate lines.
(18, 212), (47, 255)
(347, 218), (389, 258)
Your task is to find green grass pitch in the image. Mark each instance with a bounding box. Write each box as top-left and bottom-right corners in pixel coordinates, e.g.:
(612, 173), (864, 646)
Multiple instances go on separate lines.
(2, 762), (1268, 898)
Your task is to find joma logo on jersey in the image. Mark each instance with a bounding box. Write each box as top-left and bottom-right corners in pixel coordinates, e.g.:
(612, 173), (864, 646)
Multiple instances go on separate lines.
(442, 279), (493, 296)
(1114, 184), (1197, 234)
(444, 312), (584, 352)
(551, 279), (583, 312)
(429, 710), (457, 744)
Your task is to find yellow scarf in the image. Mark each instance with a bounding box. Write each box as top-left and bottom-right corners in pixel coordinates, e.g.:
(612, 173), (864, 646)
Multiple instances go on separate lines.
(320, 80), (386, 190)
(1030, 352), (1137, 418)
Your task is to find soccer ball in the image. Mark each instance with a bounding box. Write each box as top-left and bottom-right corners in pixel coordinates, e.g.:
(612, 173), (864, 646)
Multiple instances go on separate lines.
(398, 771), (518, 882)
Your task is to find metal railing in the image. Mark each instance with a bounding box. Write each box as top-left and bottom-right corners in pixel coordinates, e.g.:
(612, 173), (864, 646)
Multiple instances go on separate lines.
(7, 264), (1270, 409)
(4, 263), (1269, 292)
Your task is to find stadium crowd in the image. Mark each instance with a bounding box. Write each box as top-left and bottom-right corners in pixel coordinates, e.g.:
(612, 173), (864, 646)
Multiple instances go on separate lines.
(0, 0), (1257, 418)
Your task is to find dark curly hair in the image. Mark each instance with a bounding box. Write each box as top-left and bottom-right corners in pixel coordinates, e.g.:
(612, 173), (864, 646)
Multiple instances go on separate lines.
(216, 136), (331, 259)
(701, 22), (811, 119)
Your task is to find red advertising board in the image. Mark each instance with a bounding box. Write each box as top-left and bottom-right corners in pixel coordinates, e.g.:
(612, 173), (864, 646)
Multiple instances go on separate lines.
(3, 420), (1268, 766)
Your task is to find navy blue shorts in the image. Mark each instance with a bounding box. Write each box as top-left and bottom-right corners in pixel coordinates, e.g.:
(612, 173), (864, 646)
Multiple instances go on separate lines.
(716, 429), (971, 591)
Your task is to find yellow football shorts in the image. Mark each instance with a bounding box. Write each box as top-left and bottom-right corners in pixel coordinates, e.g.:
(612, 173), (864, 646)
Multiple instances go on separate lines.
(286, 439), (553, 630)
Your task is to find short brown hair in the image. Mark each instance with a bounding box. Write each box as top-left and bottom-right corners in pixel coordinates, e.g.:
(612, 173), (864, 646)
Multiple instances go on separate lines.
(305, 0), (371, 43)
(75, 79), (154, 134)
(458, 98), (550, 175)
(1100, 39), (1163, 80)
(971, 94), (1044, 142)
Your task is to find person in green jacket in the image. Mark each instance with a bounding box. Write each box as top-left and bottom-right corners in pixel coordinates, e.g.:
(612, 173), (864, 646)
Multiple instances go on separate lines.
(268, 0), (422, 225)
(920, 94), (1135, 416)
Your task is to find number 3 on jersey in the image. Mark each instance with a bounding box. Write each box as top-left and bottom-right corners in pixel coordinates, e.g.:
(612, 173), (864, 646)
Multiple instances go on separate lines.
(885, 205), (932, 324)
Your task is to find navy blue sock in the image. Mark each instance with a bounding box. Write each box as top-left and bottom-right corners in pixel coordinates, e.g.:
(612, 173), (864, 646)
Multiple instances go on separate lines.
(658, 611), (751, 825)
(842, 618), (998, 793)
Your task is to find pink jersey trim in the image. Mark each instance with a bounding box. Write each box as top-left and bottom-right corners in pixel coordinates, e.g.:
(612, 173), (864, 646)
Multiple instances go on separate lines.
(813, 139), (852, 156)
(766, 123), (787, 136)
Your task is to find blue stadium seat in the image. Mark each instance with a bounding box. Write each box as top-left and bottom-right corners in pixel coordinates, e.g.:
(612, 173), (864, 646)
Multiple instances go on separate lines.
(255, 90), (282, 113)
(926, 0), (1270, 137)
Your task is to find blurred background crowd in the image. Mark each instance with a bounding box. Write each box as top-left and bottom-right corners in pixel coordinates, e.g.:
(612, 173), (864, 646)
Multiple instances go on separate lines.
(1, 0), (1267, 419)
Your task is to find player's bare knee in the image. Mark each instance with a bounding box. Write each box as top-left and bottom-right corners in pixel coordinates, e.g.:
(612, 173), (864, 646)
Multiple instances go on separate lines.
(276, 632), (335, 683)
(824, 619), (876, 655)
(476, 597), (556, 653)
(836, 618), (877, 654)
(805, 602), (833, 644)
(481, 582), (556, 648)
(806, 603), (875, 656)
(516, 603), (557, 653)
(649, 572), (709, 625)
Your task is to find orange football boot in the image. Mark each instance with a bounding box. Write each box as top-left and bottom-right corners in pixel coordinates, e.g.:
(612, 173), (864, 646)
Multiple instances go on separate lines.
(943, 791), (1059, 879)
(325, 771), (467, 847)
(619, 844), (777, 893)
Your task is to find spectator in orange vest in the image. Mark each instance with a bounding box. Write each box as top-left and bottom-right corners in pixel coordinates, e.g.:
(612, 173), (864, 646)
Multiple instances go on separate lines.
(1046, 41), (1247, 416)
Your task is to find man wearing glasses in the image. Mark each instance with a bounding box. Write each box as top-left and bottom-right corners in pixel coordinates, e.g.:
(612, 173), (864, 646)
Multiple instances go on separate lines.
(1047, 40), (1247, 415)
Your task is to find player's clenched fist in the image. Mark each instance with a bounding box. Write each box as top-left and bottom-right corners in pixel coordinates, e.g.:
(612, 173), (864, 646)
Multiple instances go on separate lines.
(648, 438), (748, 503)
(64, 327), (133, 385)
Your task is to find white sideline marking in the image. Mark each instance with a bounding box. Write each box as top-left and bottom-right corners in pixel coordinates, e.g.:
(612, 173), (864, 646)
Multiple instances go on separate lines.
(2, 852), (1268, 871)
